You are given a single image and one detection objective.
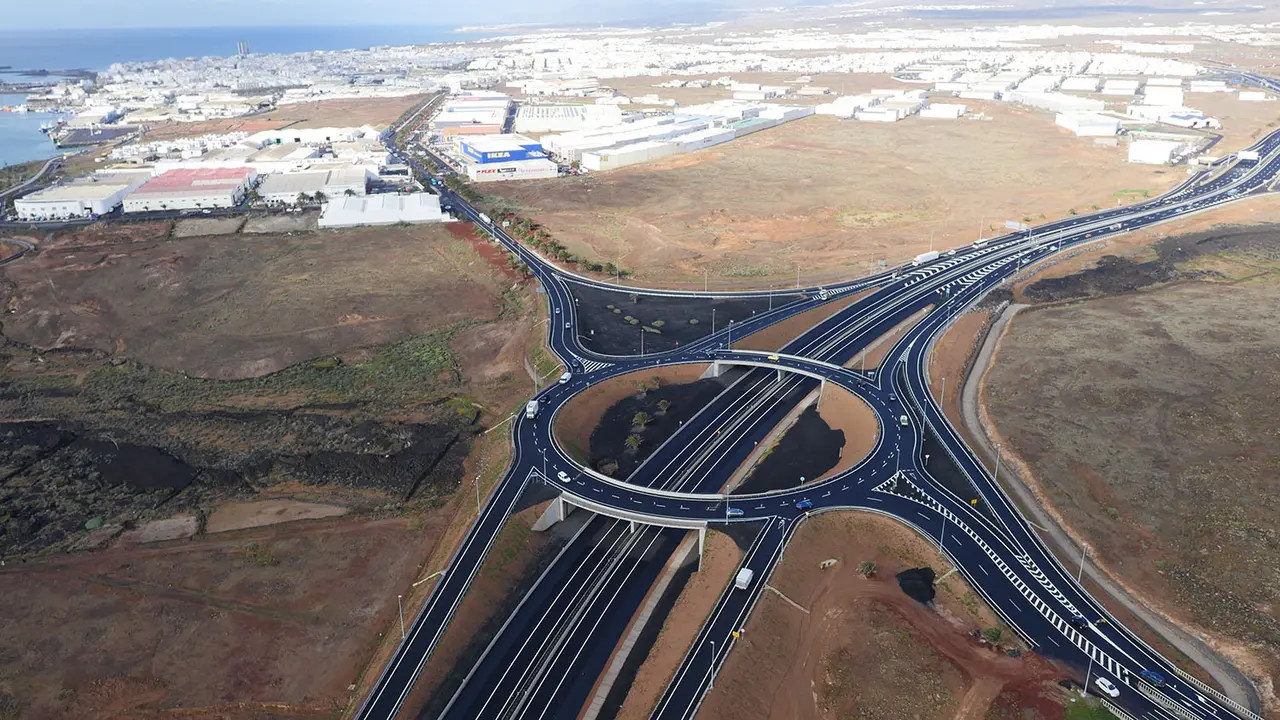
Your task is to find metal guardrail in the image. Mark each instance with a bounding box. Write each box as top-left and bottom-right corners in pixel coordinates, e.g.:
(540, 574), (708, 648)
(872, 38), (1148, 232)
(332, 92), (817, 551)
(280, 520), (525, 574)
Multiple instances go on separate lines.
(1135, 679), (1203, 720)
(1169, 664), (1265, 720)
(1101, 698), (1142, 720)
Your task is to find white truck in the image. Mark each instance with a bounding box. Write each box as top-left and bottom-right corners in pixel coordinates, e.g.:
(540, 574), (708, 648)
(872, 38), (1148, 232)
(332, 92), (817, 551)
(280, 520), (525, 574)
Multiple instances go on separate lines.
(734, 568), (754, 590)
(1238, 150), (1261, 162)
(525, 400), (540, 420)
(912, 250), (940, 267)
(478, 212), (492, 225)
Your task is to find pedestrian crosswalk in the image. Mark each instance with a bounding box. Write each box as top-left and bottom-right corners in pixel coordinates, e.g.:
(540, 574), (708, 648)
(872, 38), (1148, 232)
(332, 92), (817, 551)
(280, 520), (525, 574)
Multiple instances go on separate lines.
(872, 473), (1128, 682)
(579, 359), (612, 373)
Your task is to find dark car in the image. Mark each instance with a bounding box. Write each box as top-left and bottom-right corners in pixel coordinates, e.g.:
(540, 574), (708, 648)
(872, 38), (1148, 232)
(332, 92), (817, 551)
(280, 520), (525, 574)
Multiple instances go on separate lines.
(1068, 614), (1088, 629)
(795, 499), (813, 510)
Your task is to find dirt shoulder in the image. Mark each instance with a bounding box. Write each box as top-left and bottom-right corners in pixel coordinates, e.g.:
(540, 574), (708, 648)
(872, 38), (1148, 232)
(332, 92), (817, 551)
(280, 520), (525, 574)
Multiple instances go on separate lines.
(974, 219), (1280, 714)
(7, 222), (509, 380)
(699, 511), (1066, 720)
(0, 513), (446, 719)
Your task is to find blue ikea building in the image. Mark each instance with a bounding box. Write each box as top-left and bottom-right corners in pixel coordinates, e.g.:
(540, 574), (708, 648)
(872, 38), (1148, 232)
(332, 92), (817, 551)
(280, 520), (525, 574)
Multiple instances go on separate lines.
(459, 135), (548, 164)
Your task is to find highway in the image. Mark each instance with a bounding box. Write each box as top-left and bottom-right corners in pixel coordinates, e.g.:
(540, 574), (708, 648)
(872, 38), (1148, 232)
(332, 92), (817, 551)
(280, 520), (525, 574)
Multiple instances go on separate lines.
(356, 71), (1280, 720)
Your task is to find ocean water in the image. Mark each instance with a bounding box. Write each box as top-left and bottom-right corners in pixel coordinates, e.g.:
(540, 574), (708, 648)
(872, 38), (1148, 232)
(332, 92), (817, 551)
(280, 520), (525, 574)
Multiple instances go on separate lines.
(0, 94), (60, 167)
(0, 25), (488, 71)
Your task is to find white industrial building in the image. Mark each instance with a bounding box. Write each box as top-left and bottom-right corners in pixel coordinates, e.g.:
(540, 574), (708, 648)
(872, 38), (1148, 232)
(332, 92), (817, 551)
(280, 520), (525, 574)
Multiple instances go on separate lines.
(1006, 91), (1105, 114)
(582, 141), (675, 172)
(1101, 79), (1142, 96)
(466, 159), (559, 182)
(1239, 91), (1271, 102)
(249, 125), (383, 146)
(1128, 139), (1185, 165)
(123, 167), (257, 213)
(513, 104), (624, 134)
(257, 167), (369, 205)
(919, 103), (967, 119)
(1056, 112), (1120, 137)
(1061, 76), (1102, 93)
(14, 173), (150, 221)
(1188, 80), (1229, 93)
(1141, 86), (1185, 107)
(318, 193), (444, 228)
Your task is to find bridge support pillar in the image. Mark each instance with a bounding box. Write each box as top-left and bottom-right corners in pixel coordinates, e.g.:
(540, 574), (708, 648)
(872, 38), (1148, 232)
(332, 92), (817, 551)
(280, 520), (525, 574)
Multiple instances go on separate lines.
(629, 520), (637, 534)
(817, 378), (826, 410)
(532, 495), (573, 532)
(777, 367), (783, 383)
(697, 527), (706, 572)
(706, 360), (725, 378)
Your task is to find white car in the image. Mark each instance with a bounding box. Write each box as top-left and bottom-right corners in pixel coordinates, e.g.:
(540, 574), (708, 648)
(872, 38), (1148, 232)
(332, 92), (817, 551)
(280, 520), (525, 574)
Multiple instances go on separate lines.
(1094, 677), (1120, 698)
(556, 471), (571, 483)
(559, 372), (572, 384)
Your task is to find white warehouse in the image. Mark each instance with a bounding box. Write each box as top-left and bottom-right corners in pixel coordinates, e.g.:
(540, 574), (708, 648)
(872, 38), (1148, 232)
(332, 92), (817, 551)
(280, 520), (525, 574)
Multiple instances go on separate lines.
(1056, 112), (1120, 137)
(14, 173), (149, 221)
(1128, 139), (1185, 165)
(318, 193), (444, 228)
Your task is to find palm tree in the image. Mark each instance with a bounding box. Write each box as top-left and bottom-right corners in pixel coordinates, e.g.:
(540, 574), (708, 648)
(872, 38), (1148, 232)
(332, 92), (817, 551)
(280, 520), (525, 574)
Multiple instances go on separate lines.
(632, 411), (650, 429)
(624, 434), (643, 452)
(313, 191), (327, 204)
(344, 188), (356, 197)
(656, 400), (671, 416)
(296, 192), (310, 206)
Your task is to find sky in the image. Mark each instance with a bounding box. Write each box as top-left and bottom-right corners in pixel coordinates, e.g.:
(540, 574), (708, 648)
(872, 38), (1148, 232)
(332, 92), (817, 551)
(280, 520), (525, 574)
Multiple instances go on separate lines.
(4, 0), (767, 30)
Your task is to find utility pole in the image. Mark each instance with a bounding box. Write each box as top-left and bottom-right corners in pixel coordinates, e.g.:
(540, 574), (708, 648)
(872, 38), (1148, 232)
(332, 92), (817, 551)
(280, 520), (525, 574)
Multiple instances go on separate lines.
(704, 268), (708, 292)
(398, 594), (406, 639)
(711, 308), (716, 334)
(796, 265), (800, 289)
(708, 640), (717, 690)
(727, 320), (733, 349)
(640, 328), (645, 356)
(1077, 543), (1089, 582)
(992, 444), (1002, 484)
(978, 215), (985, 241)
(541, 448), (548, 480)
(940, 376), (946, 406)
(1083, 654), (1094, 698)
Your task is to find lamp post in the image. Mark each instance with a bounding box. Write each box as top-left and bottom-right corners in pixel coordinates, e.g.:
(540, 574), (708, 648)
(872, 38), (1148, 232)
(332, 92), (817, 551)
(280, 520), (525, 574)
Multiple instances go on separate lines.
(1077, 543), (1089, 582)
(540, 448), (548, 481)
(397, 594), (406, 639)
(727, 320), (733, 349)
(708, 640), (717, 690)
(992, 444), (1002, 484)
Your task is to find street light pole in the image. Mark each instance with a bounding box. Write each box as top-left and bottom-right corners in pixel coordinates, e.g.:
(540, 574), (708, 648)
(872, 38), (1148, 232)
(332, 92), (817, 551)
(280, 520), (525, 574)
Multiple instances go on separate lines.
(940, 376), (946, 406)
(711, 308), (716, 334)
(397, 594), (406, 639)
(1077, 543), (1089, 582)
(992, 444), (1001, 484)
(640, 329), (645, 356)
(727, 320), (733, 349)
(709, 640), (717, 690)
(1083, 654), (1094, 697)
(541, 448), (547, 480)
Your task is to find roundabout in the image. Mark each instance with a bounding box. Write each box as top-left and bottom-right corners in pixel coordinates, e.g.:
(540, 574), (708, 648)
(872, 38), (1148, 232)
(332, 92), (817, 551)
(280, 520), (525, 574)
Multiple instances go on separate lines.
(357, 71), (1280, 720)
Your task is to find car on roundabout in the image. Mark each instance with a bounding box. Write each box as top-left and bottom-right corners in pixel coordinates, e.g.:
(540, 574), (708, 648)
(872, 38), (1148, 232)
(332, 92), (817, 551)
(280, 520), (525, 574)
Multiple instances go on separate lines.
(795, 499), (813, 511)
